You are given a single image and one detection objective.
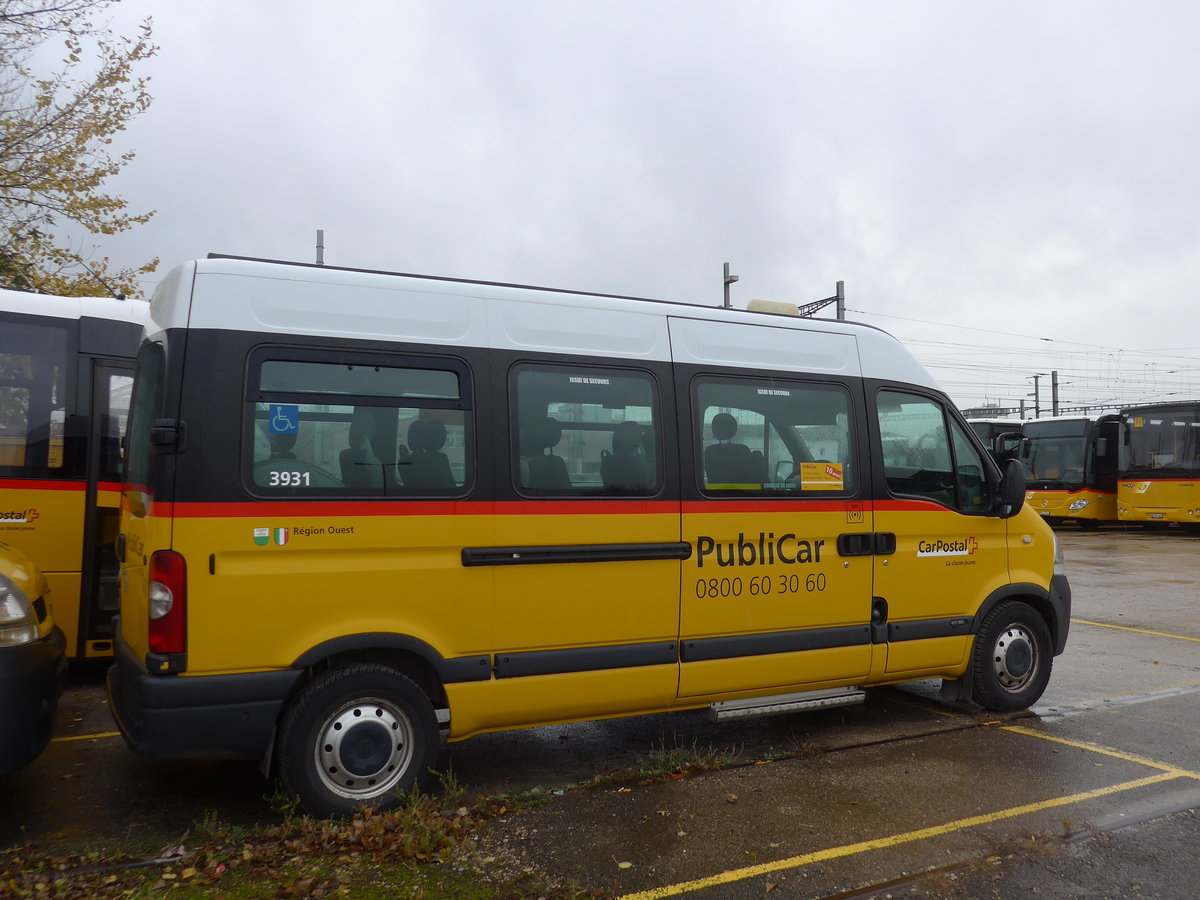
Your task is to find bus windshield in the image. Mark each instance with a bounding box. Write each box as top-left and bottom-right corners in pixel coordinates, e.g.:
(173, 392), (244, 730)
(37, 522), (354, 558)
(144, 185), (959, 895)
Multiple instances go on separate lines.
(1123, 407), (1200, 476)
(1021, 419), (1091, 488)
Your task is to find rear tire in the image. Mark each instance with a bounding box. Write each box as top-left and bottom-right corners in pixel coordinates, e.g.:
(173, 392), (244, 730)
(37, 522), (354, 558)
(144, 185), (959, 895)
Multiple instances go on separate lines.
(970, 601), (1052, 711)
(277, 663), (437, 817)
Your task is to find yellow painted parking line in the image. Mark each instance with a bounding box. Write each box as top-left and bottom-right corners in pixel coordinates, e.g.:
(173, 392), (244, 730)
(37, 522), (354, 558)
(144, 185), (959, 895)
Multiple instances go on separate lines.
(51, 731), (120, 743)
(1003, 725), (1200, 780)
(1072, 617), (1200, 643)
(613, 772), (1180, 900)
(617, 722), (1197, 899)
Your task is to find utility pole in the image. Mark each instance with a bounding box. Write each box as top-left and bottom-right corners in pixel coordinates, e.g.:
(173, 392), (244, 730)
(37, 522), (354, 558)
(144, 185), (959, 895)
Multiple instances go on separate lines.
(1029, 373), (1046, 418)
(723, 262), (738, 309)
(835, 280), (845, 320)
(316, 229), (325, 266)
(1051, 370), (1059, 416)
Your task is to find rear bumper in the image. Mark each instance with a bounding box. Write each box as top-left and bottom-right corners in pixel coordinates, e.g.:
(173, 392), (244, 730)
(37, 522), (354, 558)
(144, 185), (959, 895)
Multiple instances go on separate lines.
(0, 627), (67, 775)
(107, 632), (302, 761)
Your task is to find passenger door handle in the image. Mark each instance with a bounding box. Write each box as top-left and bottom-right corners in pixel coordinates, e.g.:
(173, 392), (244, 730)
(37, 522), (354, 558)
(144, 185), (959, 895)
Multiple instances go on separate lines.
(836, 532), (874, 557)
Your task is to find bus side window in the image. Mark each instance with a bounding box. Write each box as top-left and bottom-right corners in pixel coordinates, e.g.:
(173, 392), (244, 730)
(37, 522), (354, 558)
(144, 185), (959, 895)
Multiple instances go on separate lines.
(512, 364), (659, 496)
(877, 391), (988, 514)
(949, 419), (989, 513)
(694, 376), (854, 496)
(246, 353), (471, 497)
(876, 392), (954, 504)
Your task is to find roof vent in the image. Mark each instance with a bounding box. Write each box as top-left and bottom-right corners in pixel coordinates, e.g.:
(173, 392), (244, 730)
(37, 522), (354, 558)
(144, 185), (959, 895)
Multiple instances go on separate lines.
(745, 298), (800, 317)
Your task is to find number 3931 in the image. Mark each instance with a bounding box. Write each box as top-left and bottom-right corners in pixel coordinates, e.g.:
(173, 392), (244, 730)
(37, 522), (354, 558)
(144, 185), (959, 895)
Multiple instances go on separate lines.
(269, 470), (311, 487)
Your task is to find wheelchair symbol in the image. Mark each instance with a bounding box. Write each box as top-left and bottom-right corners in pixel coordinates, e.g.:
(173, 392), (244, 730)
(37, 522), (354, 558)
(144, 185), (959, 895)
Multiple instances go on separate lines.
(268, 404), (299, 434)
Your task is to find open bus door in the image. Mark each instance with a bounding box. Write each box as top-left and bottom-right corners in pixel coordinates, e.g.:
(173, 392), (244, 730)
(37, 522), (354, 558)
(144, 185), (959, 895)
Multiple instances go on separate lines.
(74, 360), (135, 657)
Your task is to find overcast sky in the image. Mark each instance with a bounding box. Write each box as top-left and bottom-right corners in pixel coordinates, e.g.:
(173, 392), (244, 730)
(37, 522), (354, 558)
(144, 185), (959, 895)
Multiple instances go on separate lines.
(79, 1), (1200, 411)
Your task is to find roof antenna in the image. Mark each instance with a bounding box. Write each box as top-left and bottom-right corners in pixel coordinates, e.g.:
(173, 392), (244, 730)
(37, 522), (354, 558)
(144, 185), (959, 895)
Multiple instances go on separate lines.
(78, 260), (126, 300)
(723, 261), (738, 309)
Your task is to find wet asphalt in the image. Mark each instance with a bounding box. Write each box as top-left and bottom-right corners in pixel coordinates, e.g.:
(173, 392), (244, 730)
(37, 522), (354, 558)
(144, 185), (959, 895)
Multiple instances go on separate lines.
(3, 527), (1199, 898)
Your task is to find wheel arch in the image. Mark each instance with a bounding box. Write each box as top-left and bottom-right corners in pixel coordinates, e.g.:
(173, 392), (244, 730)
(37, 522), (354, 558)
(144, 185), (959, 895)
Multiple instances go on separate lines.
(289, 632), (489, 709)
(970, 582), (1069, 657)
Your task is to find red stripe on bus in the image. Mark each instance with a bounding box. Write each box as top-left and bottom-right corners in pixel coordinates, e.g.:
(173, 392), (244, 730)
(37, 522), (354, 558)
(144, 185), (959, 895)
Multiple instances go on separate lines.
(125, 496), (985, 518)
(159, 499), (681, 518)
(0, 478), (86, 492)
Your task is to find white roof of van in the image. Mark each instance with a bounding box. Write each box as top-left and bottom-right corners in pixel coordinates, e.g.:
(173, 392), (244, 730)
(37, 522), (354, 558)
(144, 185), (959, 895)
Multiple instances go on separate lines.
(149, 257), (940, 390)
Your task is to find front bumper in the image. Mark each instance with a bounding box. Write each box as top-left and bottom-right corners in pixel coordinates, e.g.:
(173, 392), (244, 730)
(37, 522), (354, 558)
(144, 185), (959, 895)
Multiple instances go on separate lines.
(1049, 572), (1071, 655)
(0, 627), (67, 775)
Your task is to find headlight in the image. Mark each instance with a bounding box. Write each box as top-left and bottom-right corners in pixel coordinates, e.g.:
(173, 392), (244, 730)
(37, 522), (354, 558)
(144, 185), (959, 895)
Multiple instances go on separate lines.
(1068, 498), (1090, 512)
(0, 574), (39, 647)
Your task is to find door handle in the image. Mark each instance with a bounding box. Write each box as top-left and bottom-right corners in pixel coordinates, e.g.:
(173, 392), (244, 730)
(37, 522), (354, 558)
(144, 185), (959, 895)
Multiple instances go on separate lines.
(874, 532), (897, 555)
(836, 532), (874, 557)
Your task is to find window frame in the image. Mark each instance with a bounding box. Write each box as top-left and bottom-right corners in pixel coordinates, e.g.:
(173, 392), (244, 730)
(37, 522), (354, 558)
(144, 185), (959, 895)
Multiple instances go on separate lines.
(875, 387), (995, 515)
(508, 361), (663, 498)
(692, 373), (859, 499)
(241, 346), (474, 499)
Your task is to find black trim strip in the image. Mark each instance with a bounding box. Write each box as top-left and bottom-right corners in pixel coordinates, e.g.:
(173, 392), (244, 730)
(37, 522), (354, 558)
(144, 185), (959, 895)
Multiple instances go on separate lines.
(290, 632), (492, 683)
(681, 624), (872, 663)
(462, 542), (692, 567)
(886, 616), (972, 643)
(495, 641), (679, 679)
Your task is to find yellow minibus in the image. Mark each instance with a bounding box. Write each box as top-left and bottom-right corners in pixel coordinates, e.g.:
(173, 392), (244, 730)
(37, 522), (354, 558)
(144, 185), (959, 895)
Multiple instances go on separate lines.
(109, 256), (1070, 816)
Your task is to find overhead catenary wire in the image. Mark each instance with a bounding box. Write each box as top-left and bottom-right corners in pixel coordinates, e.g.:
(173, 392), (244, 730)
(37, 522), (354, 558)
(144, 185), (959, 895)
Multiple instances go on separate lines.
(846, 307), (1200, 412)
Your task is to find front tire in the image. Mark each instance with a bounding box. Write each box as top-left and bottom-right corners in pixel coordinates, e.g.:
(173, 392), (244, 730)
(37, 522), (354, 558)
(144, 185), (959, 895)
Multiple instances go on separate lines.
(277, 664), (438, 817)
(970, 601), (1052, 711)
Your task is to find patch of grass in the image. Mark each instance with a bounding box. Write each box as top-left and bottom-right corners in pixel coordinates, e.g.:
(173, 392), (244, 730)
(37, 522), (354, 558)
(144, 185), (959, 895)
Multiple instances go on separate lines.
(0, 793), (590, 900)
(265, 780), (305, 822)
(586, 736), (738, 790)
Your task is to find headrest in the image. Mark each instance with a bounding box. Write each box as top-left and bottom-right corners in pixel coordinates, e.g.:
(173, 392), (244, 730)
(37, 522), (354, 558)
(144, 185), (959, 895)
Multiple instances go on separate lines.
(349, 409), (376, 444)
(612, 421), (644, 455)
(408, 419), (447, 453)
(537, 417), (562, 450)
(711, 412), (738, 442)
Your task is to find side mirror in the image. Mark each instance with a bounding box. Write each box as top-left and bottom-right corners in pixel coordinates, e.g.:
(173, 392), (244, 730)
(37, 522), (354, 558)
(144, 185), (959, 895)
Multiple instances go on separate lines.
(995, 431), (1023, 460)
(997, 458), (1026, 518)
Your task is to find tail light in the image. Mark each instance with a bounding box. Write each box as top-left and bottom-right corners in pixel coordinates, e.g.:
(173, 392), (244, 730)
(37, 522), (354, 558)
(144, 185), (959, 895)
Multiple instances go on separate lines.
(148, 550), (186, 655)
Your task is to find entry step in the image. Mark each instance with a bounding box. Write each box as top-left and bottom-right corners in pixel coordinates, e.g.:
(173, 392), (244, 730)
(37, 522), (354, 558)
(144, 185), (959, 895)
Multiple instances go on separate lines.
(708, 686), (866, 721)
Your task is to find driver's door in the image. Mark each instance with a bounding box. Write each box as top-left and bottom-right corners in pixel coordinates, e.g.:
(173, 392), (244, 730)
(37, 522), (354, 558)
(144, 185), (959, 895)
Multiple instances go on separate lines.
(871, 390), (1010, 677)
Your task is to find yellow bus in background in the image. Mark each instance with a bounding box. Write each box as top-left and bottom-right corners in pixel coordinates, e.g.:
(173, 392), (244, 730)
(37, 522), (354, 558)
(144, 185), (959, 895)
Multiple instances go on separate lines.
(1117, 402), (1200, 527)
(109, 256), (1070, 816)
(0, 289), (147, 658)
(1021, 415), (1120, 529)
